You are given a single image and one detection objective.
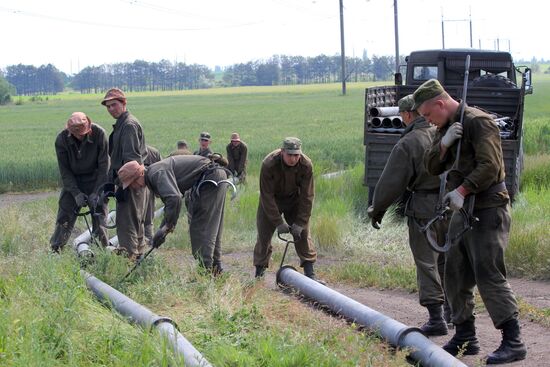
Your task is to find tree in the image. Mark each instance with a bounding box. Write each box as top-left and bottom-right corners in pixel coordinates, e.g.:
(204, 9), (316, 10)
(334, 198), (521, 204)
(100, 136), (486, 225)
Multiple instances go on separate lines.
(0, 75), (15, 104)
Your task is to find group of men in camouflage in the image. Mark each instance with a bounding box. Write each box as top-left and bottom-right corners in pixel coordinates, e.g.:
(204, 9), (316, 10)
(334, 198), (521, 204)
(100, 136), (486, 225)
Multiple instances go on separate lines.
(368, 79), (526, 364)
(50, 78), (525, 364)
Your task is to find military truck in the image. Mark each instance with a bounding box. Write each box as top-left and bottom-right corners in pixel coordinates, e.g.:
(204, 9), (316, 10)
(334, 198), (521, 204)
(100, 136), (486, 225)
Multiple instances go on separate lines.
(363, 49), (533, 203)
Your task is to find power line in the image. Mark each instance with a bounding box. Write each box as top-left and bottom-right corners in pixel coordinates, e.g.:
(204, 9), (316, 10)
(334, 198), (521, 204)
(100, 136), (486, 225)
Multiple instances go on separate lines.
(0, 5), (263, 32)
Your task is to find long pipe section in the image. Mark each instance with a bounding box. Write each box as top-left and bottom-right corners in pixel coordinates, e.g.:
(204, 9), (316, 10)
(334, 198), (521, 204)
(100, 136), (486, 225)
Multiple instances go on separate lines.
(276, 266), (467, 367)
(370, 106), (399, 117)
(82, 271), (212, 367)
(73, 210), (117, 257)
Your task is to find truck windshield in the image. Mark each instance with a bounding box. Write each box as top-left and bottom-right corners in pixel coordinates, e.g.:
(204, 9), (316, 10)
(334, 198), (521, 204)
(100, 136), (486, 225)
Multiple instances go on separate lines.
(413, 66), (438, 80)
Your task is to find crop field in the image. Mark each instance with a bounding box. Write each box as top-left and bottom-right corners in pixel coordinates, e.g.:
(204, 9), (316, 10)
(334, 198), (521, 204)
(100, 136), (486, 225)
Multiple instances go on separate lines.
(0, 77), (549, 366)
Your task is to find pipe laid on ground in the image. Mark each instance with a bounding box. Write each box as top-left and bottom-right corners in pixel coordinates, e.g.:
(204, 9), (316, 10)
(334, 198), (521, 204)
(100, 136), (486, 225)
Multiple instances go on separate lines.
(276, 266), (467, 367)
(82, 271), (212, 367)
(73, 210), (117, 258)
(370, 106), (400, 117)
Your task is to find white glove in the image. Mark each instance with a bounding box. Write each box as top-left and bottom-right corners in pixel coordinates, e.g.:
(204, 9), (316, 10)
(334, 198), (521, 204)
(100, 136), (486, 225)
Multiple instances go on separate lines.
(444, 189), (465, 211)
(441, 122), (463, 148)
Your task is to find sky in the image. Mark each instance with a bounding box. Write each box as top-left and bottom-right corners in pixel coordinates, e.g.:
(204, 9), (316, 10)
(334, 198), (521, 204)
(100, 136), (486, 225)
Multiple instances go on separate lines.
(0, 0), (546, 75)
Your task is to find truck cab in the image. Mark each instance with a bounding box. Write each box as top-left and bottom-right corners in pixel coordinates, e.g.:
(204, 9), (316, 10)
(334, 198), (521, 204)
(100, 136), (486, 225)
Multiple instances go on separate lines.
(364, 49), (532, 204)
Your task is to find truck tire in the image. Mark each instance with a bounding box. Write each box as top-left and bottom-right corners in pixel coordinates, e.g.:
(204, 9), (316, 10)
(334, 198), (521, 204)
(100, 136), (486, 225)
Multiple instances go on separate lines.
(471, 74), (516, 88)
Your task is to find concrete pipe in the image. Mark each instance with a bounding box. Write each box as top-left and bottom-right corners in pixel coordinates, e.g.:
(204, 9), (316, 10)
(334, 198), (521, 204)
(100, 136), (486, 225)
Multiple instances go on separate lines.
(82, 271), (212, 367)
(370, 106), (399, 117)
(276, 266), (467, 367)
(73, 210), (117, 258)
(391, 116), (403, 129)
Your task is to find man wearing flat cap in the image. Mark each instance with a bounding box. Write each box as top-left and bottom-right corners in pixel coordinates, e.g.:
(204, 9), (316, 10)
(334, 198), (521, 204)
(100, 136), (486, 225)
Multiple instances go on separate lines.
(101, 88), (148, 261)
(194, 132), (213, 157)
(254, 137), (321, 282)
(416, 79), (526, 363)
(226, 132), (248, 184)
(367, 95), (450, 336)
(118, 155), (229, 275)
(50, 112), (110, 252)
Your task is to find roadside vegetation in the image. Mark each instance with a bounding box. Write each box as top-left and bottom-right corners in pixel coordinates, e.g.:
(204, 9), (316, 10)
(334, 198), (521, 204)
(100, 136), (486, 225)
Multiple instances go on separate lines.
(0, 75), (549, 365)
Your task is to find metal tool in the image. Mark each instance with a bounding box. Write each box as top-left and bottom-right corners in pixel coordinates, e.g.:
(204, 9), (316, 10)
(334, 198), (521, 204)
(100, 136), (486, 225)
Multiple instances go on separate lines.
(119, 246), (156, 283)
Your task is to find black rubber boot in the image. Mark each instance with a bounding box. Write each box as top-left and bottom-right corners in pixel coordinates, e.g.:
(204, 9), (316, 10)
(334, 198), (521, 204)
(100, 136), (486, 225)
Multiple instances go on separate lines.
(443, 298), (453, 326)
(255, 266), (266, 278)
(442, 317), (480, 356)
(485, 319), (527, 364)
(421, 304), (449, 336)
(303, 262), (326, 285)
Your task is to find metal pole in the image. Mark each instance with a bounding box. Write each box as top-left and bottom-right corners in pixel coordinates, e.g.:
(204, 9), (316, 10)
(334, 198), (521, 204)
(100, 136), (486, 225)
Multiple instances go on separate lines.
(82, 271), (212, 367)
(441, 15), (445, 49)
(393, 0), (400, 74)
(276, 267), (468, 367)
(469, 10), (473, 47)
(339, 0), (346, 95)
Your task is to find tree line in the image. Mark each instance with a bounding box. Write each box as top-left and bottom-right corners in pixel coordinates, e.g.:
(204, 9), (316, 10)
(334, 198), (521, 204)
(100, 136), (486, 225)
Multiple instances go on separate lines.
(1, 52), (398, 98)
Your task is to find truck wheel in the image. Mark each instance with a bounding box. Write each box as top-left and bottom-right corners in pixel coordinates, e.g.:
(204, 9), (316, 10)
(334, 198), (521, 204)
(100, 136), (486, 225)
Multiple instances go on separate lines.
(471, 74), (516, 88)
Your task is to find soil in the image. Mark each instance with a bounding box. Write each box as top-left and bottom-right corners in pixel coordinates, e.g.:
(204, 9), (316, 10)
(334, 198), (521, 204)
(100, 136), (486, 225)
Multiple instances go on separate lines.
(0, 191), (58, 208)
(222, 251), (550, 367)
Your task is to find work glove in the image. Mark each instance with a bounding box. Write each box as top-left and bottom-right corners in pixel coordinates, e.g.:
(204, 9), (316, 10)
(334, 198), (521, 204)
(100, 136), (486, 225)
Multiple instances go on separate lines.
(152, 226), (169, 248)
(290, 223), (303, 239)
(88, 193), (99, 209)
(74, 192), (88, 208)
(441, 122), (463, 148)
(444, 188), (466, 211)
(367, 206), (384, 230)
(276, 222), (291, 235)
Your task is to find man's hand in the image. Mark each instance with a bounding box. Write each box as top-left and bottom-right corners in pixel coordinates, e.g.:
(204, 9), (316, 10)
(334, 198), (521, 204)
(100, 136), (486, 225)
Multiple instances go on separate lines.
(367, 206), (384, 230)
(74, 192), (88, 208)
(276, 222), (291, 235)
(152, 225), (172, 248)
(290, 223), (303, 239)
(441, 122), (463, 148)
(444, 186), (469, 211)
(88, 193), (99, 208)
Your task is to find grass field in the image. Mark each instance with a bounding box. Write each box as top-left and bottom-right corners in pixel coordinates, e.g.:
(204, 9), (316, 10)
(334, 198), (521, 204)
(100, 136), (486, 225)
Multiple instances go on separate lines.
(0, 76), (549, 365)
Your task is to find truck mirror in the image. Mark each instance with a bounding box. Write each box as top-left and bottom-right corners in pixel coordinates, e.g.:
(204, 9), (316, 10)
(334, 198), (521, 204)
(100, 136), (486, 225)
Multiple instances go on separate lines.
(523, 68), (533, 94)
(394, 72), (403, 86)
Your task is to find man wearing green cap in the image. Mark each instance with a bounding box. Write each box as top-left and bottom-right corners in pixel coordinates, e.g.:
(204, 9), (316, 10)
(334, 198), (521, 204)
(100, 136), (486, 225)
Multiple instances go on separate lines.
(367, 95), (449, 336)
(253, 137), (320, 282)
(415, 79), (526, 364)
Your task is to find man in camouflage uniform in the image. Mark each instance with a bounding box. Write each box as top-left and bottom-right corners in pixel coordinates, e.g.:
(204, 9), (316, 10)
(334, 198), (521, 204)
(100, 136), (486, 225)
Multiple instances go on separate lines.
(253, 137), (320, 282)
(416, 79), (526, 364)
(226, 132), (248, 183)
(143, 145), (162, 246)
(118, 155), (228, 274)
(102, 88), (148, 261)
(50, 112), (109, 251)
(194, 132), (213, 157)
(367, 95), (449, 337)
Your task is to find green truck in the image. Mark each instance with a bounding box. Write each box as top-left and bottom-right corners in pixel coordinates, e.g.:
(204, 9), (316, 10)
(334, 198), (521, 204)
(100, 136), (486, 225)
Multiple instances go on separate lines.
(364, 49), (533, 203)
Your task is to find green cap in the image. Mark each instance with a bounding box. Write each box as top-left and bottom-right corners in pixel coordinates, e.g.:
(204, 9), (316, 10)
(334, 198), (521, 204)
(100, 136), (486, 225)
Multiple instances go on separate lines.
(282, 137), (302, 154)
(412, 78), (445, 110)
(398, 95), (415, 112)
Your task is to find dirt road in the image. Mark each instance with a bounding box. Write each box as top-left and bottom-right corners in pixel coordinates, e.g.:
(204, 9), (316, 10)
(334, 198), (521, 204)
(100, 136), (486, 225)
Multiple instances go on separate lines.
(223, 251), (550, 367)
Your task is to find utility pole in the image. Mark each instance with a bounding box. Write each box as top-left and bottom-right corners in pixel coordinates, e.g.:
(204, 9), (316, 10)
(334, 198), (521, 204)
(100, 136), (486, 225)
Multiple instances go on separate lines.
(469, 8), (473, 48)
(339, 0), (346, 95)
(441, 12), (445, 49)
(393, 0), (399, 74)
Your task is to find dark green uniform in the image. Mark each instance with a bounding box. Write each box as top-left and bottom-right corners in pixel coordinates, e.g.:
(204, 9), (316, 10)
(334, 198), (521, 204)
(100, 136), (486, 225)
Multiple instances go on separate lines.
(145, 155), (228, 268)
(108, 111), (148, 258)
(253, 149), (316, 268)
(371, 117), (446, 307)
(226, 141), (248, 183)
(144, 145), (162, 245)
(424, 104), (518, 328)
(50, 123), (109, 250)
(193, 147), (213, 157)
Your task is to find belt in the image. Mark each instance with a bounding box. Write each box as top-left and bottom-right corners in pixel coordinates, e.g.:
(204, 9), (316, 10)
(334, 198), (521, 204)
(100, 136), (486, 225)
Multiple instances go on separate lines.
(476, 181), (507, 199)
(412, 188), (439, 195)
